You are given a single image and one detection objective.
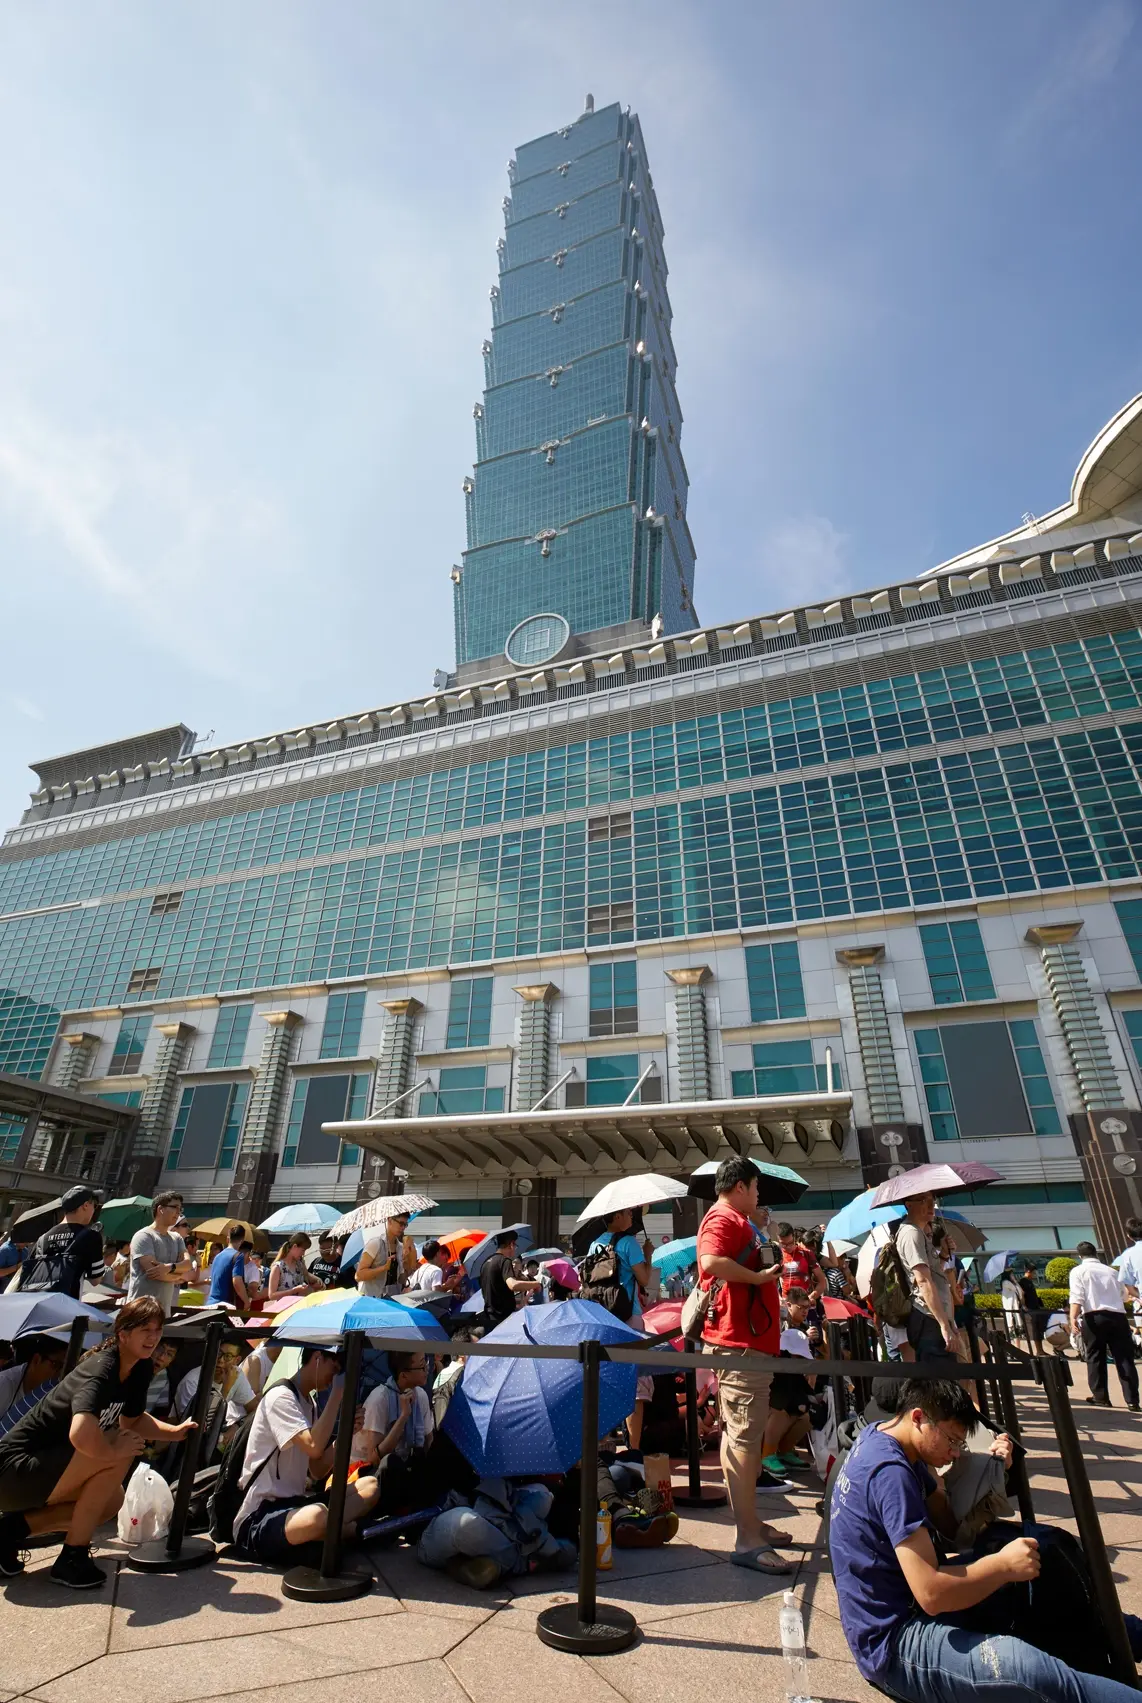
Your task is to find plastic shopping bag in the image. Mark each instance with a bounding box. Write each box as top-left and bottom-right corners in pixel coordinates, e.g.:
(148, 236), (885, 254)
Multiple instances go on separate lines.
(808, 1387), (840, 1479)
(117, 1465), (174, 1546)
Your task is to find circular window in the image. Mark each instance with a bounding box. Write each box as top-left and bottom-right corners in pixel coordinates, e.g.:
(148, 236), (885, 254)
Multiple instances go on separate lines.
(504, 612), (571, 668)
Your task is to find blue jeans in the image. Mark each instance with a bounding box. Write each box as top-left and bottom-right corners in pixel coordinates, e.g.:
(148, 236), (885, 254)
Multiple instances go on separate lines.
(418, 1486), (573, 1578)
(880, 1614), (1140, 1703)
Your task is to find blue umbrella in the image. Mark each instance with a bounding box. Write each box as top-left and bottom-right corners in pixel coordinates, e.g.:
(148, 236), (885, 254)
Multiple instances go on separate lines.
(823, 1188), (905, 1243)
(458, 1289), (486, 1316)
(463, 1223), (533, 1281)
(984, 1251), (1020, 1285)
(0, 1293), (111, 1341)
(651, 1235), (698, 1277)
(273, 1292), (449, 1345)
(443, 1299), (642, 1475)
(259, 1202), (340, 1234)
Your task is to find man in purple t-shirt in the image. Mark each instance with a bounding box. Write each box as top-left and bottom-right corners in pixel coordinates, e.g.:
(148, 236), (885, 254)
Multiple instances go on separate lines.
(830, 1378), (1138, 1703)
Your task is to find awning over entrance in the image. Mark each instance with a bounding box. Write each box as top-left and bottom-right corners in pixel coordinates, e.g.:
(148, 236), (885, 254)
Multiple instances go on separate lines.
(323, 1088), (855, 1182)
(0, 1070), (142, 1202)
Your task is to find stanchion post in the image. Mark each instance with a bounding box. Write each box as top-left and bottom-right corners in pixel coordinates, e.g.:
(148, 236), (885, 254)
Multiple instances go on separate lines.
(282, 1328), (373, 1602)
(965, 1311), (992, 1422)
(849, 1316), (873, 1413)
(63, 1312), (88, 1374)
(990, 1336), (1034, 1521)
(1039, 1353), (1137, 1688)
(672, 1344), (727, 1510)
(826, 1322), (848, 1425)
(127, 1314), (224, 1572)
(536, 1338), (638, 1655)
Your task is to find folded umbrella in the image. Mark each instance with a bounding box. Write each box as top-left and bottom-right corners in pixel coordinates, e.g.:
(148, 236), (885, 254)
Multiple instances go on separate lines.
(688, 1159), (808, 1206)
(870, 1162), (1002, 1209)
(463, 1223), (532, 1281)
(258, 1203), (340, 1234)
(331, 1195), (437, 1238)
(651, 1235), (699, 1278)
(442, 1299), (641, 1475)
(273, 1292), (449, 1345)
(575, 1174), (690, 1225)
(97, 1196), (152, 1242)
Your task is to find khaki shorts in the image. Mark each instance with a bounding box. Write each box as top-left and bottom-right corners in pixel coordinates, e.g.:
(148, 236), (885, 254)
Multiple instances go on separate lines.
(705, 1346), (772, 1451)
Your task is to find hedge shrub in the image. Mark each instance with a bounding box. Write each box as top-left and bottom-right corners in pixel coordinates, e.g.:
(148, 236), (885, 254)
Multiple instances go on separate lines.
(973, 1290), (1069, 1313)
(1045, 1256), (1079, 1287)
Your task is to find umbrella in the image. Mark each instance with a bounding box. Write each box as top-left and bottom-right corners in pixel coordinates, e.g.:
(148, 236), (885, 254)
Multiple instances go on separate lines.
(825, 1238), (858, 1256)
(870, 1162), (1002, 1208)
(258, 1203), (340, 1234)
(194, 1217), (270, 1254)
(458, 1290), (485, 1316)
(541, 1258), (580, 1291)
(271, 1288), (338, 1324)
(634, 1300), (717, 1392)
(688, 1159), (808, 1206)
(822, 1296), (868, 1321)
(575, 1174), (690, 1226)
(984, 1251), (1020, 1284)
(823, 1189), (902, 1245)
(442, 1300), (641, 1475)
(12, 1199), (63, 1240)
(463, 1223), (532, 1280)
(522, 1248), (563, 1264)
(331, 1195), (437, 1238)
(651, 1235), (699, 1277)
(435, 1229), (487, 1262)
(0, 1292), (111, 1341)
(939, 1215), (986, 1254)
(97, 1196), (152, 1242)
(273, 1292), (449, 1345)
(855, 1224), (892, 1298)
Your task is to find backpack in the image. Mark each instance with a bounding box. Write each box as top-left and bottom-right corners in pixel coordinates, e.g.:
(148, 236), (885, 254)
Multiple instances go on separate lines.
(22, 1224), (88, 1296)
(207, 1411), (276, 1544)
(966, 1523), (1118, 1679)
(868, 1226), (913, 1327)
(578, 1236), (634, 1322)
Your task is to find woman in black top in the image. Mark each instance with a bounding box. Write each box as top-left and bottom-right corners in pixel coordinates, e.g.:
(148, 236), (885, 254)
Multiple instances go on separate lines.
(0, 1295), (194, 1589)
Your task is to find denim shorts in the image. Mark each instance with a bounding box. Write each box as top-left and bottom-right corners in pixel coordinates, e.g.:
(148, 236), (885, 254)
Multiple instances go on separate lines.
(235, 1496), (312, 1564)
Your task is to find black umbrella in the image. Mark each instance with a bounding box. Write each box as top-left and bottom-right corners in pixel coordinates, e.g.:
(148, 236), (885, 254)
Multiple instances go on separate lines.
(687, 1160), (808, 1207)
(12, 1198), (63, 1241)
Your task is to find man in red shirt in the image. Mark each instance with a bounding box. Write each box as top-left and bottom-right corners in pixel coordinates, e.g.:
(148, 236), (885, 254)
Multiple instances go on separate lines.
(696, 1156), (791, 1575)
(775, 1222), (826, 1300)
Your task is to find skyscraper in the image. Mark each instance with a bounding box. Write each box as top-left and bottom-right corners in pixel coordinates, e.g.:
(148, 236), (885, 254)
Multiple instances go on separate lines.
(453, 97), (696, 679)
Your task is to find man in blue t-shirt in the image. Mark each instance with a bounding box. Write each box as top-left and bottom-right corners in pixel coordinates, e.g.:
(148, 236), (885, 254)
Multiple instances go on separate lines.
(588, 1208), (652, 1323)
(830, 1377), (1138, 1703)
(207, 1227), (251, 1309)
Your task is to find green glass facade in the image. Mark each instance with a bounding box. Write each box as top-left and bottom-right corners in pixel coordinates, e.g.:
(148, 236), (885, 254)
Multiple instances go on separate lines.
(454, 102), (695, 668)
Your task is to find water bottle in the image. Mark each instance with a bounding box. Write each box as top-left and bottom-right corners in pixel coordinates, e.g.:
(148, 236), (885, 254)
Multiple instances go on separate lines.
(779, 1590), (815, 1703)
(596, 1506), (612, 1570)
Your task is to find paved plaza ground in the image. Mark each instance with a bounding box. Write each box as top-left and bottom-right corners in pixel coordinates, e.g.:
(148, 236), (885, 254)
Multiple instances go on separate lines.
(1, 1359), (1139, 1703)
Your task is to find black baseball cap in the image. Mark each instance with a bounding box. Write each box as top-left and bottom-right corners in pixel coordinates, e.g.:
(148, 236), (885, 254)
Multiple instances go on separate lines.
(61, 1186), (100, 1213)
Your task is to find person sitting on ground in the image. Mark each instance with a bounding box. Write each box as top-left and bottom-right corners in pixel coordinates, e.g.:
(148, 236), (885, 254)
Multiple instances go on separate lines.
(308, 1233), (341, 1289)
(0, 1335), (68, 1438)
(760, 1288), (817, 1479)
(233, 1344), (380, 1567)
(586, 1209), (653, 1325)
(480, 1229), (542, 1330)
(143, 1339), (178, 1418)
(1068, 1240), (1140, 1412)
(0, 1296), (195, 1587)
(352, 1349), (436, 1510)
(207, 1225), (252, 1311)
(267, 1234), (322, 1303)
(238, 1339), (283, 1399)
(356, 1213), (419, 1298)
(176, 1339), (257, 1444)
(830, 1375), (1142, 1702)
(127, 1191), (194, 1318)
(22, 1187), (106, 1298)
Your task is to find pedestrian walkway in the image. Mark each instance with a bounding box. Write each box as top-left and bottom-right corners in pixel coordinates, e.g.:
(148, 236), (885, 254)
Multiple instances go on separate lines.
(0, 1359), (1137, 1703)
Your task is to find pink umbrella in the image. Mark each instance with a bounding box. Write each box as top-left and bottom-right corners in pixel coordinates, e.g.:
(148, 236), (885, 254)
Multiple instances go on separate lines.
(541, 1258), (580, 1291)
(870, 1161), (1003, 1209)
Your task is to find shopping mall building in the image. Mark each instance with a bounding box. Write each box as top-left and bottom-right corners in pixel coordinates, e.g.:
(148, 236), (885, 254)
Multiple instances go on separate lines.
(2, 99), (1142, 1254)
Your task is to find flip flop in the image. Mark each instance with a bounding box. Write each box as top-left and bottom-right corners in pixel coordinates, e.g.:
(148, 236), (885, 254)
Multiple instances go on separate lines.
(730, 1545), (792, 1576)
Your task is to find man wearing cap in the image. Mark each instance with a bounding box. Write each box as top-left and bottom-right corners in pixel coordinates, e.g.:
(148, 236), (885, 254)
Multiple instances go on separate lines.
(22, 1188), (106, 1298)
(481, 1230), (541, 1330)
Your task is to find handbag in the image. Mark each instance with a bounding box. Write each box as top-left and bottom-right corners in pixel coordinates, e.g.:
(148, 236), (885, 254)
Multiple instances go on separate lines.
(681, 1225), (763, 1340)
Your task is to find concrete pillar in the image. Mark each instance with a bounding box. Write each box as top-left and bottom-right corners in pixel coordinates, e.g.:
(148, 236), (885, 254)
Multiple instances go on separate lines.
(502, 1176), (559, 1244)
(512, 983), (558, 1110)
(121, 1021), (196, 1198)
(28, 1033), (100, 1170)
(357, 998), (423, 1205)
(1027, 922), (1141, 1248)
(667, 966), (712, 1101)
(836, 946), (927, 1185)
(226, 1010), (300, 1221)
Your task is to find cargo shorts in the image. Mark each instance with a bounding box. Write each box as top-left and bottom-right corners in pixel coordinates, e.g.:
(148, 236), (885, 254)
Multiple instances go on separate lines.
(704, 1345), (771, 1452)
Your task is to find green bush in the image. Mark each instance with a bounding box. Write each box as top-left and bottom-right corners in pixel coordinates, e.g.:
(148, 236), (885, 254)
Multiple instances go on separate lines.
(974, 1289), (1069, 1313)
(1045, 1256), (1078, 1287)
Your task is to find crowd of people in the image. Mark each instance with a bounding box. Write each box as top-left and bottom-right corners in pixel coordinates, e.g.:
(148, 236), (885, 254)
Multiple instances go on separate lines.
(0, 1172), (1139, 1702)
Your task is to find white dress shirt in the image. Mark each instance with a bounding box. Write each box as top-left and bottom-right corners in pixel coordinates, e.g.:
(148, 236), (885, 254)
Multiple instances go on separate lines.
(1068, 1257), (1126, 1315)
(1117, 1241), (1142, 1292)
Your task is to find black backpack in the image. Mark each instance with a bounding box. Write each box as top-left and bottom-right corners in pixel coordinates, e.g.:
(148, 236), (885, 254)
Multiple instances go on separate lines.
(578, 1236), (634, 1322)
(207, 1412), (276, 1544)
(967, 1523), (1119, 1678)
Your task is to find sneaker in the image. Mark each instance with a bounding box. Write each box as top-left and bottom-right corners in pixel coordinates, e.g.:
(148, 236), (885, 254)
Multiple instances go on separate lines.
(613, 1510), (678, 1548)
(1085, 1397), (1112, 1407)
(446, 1555), (502, 1590)
(761, 1454), (791, 1476)
(779, 1452), (811, 1473)
(756, 1467), (795, 1491)
(49, 1547), (107, 1590)
(1128, 1404), (1141, 1413)
(0, 1513), (28, 1578)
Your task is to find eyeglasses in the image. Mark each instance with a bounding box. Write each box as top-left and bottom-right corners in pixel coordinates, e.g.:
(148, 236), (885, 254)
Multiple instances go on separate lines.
(929, 1420), (967, 1457)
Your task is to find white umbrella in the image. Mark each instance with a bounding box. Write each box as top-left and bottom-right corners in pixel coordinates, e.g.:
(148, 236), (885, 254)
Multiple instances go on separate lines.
(575, 1174), (690, 1226)
(825, 1238), (858, 1256)
(331, 1194), (437, 1237)
(855, 1224), (892, 1298)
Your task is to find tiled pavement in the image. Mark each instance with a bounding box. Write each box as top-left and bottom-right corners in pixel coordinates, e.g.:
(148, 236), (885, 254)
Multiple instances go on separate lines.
(2, 1356), (1140, 1703)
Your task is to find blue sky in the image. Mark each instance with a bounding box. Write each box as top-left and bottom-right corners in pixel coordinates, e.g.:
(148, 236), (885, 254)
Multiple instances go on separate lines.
(0, 2), (1140, 828)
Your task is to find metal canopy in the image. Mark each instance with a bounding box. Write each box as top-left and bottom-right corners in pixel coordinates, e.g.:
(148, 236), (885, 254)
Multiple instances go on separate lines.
(0, 1070), (142, 1203)
(322, 1088), (854, 1182)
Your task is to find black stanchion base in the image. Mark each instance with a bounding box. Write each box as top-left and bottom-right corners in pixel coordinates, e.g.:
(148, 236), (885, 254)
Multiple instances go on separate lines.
(282, 1555), (374, 1602)
(536, 1601), (639, 1654)
(672, 1487), (728, 1509)
(126, 1535), (216, 1573)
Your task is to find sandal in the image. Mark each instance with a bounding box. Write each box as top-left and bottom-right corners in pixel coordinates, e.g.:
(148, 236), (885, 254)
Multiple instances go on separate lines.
(730, 1545), (792, 1576)
(760, 1523), (792, 1545)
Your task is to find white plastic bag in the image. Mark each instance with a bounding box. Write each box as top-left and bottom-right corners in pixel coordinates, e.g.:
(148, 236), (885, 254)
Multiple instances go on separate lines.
(808, 1386), (840, 1478)
(117, 1465), (174, 1546)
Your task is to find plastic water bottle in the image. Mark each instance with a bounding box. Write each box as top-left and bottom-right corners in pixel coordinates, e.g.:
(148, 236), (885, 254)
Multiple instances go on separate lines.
(779, 1590), (816, 1703)
(596, 1506), (612, 1570)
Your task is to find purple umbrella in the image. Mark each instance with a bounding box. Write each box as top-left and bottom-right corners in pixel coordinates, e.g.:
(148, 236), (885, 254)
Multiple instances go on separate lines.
(870, 1161), (1003, 1209)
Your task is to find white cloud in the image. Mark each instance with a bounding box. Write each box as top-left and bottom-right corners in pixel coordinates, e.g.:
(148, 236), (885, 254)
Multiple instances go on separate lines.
(755, 516), (851, 605)
(7, 694), (43, 721)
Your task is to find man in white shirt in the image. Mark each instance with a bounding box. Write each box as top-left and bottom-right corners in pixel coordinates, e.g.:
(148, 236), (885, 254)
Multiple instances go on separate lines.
(406, 1240), (448, 1293)
(1116, 1217), (1142, 1299)
(233, 1346), (380, 1566)
(1068, 1241), (1139, 1410)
